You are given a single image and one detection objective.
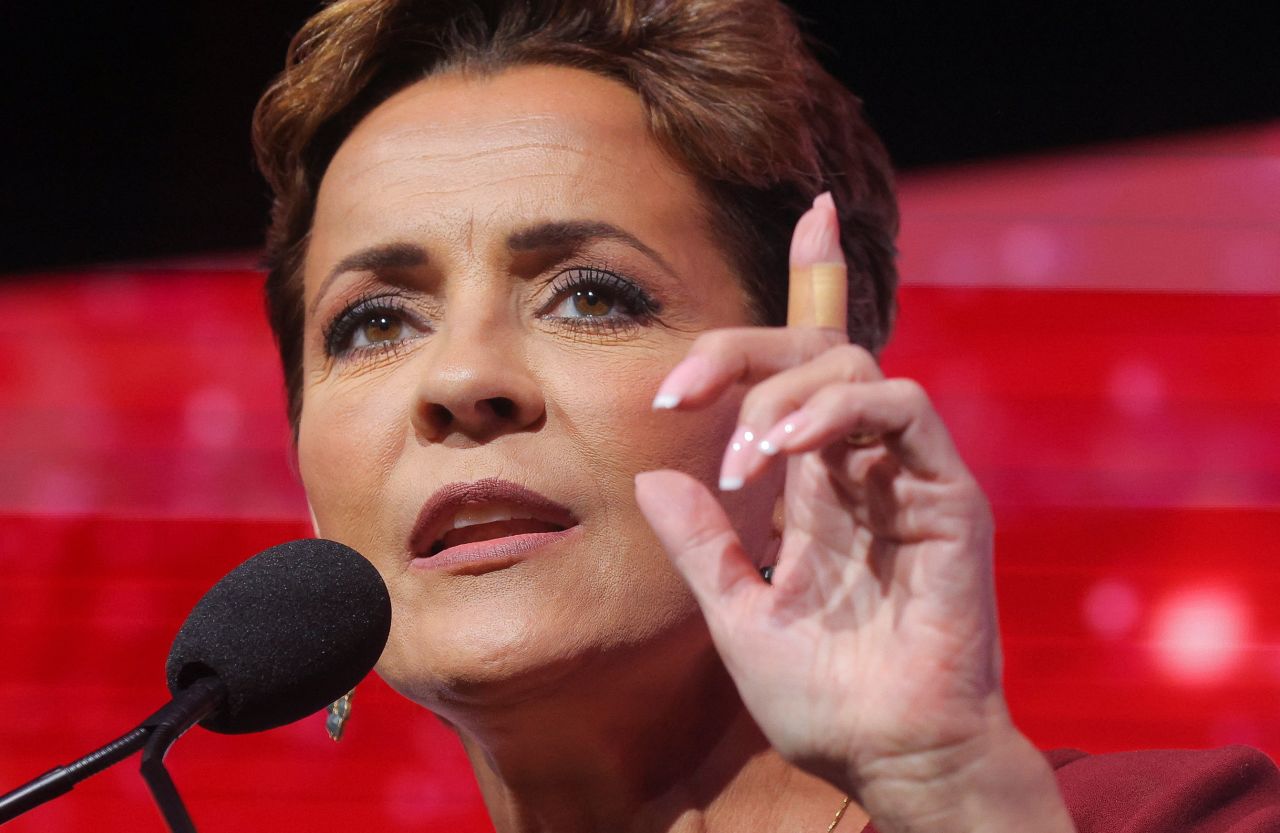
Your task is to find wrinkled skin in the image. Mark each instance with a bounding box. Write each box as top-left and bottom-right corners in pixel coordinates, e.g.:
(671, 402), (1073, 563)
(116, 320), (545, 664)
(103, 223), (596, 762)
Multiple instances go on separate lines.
(298, 65), (1072, 833)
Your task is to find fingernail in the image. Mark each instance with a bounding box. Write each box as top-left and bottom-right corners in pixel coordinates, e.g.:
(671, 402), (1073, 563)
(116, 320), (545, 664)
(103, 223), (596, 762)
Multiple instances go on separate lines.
(719, 426), (758, 491)
(792, 194), (843, 267)
(652, 355), (709, 410)
(760, 408), (810, 453)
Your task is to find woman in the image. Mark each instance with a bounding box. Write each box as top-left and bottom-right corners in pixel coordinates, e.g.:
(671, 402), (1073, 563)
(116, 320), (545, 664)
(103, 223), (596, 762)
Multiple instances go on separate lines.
(252, 1), (1278, 831)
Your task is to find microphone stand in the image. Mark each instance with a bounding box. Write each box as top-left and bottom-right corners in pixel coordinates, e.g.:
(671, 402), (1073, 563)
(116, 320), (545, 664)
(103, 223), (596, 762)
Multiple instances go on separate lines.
(0, 676), (227, 831)
(0, 727), (151, 823)
(138, 677), (226, 833)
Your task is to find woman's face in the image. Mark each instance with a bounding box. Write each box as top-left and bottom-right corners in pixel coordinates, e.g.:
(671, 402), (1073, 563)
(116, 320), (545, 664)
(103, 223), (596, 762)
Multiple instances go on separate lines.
(298, 65), (774, 713)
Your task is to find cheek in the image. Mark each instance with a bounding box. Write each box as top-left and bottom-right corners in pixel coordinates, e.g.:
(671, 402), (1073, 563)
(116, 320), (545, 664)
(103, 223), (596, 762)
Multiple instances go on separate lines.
(541, 343), (772, 553)
(296, 369), (412, 547)
(546, 345), (735, 486)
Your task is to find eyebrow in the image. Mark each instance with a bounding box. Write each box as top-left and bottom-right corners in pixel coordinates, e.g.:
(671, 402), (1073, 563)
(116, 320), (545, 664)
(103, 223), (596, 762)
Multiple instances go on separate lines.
(310, 220), (675, 315)
(507, 220), (677, 277)
(310, 241), (428, 316)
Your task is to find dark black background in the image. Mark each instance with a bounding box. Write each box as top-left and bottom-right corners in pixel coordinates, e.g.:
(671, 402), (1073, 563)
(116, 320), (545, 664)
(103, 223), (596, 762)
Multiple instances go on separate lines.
(2, 1), (1276, 273)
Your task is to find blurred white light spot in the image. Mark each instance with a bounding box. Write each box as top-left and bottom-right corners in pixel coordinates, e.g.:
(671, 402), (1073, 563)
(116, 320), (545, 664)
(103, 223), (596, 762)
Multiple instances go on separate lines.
(1107, 359), (1166, 419)
(1151, 587), (1249, 684)
(183, 386), (244, 449)
(1082, 579), (1141, 639)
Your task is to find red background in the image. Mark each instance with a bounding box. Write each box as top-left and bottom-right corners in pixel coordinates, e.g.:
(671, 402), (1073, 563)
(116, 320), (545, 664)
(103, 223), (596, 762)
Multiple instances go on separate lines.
(1, 123), (1277, 831)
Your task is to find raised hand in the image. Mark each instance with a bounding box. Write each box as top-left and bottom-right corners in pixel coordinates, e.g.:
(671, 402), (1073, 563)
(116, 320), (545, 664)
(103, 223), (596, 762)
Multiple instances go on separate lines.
(634, 195), (1074, 832)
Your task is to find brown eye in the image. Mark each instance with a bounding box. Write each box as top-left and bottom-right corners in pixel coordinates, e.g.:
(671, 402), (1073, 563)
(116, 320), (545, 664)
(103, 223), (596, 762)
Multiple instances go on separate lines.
(571, 289), (614, 317)
(325, 296), (426, 358)
(361, 314), (403, 344)
(541, 268), (659, 330)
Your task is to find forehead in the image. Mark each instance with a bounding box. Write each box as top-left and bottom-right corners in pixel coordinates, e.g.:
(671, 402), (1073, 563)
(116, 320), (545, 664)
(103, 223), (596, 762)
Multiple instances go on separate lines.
(310, 64), (710, 273)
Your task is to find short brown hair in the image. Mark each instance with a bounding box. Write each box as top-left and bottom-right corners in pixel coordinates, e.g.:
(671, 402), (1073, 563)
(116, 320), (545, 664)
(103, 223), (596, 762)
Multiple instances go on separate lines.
(253, 0), (899, 430)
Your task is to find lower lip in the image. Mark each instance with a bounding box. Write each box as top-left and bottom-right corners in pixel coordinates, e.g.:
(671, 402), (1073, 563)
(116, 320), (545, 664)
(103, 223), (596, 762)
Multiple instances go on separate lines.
(410, 526), (581, 574)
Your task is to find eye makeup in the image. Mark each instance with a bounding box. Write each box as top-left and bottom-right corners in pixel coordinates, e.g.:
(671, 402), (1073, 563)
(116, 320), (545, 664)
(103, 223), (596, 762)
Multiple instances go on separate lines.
(322, 290), (428, 359)
(539, 266), (662, 332)
(317, 261), (666, 362)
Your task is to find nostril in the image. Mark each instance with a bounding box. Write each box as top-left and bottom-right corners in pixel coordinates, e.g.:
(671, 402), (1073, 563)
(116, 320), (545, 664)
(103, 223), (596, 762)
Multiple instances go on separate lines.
(415, 393), (532, 441)
(489, 397), (516, 420)
(428, 403), (453, 428)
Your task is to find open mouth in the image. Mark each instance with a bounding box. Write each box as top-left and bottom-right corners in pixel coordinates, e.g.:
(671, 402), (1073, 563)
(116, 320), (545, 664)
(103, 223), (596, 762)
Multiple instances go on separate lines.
(410, 479), (578, 562)
(428, 514), (570, 555)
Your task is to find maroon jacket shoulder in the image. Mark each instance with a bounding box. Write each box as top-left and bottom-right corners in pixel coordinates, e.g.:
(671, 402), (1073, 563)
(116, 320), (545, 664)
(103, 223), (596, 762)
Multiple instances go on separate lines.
(858, 746), (1280, 833)
(1048, 746), (1280, 832)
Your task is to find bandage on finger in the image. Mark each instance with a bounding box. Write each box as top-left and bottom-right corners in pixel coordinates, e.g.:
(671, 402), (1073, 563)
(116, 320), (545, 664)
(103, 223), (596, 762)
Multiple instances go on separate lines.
(788, 262), (847, 329)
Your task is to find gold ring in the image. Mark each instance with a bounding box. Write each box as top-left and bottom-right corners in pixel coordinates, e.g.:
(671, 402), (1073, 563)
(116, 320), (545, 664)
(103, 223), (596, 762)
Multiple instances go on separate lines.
(844, 431), (880, 448)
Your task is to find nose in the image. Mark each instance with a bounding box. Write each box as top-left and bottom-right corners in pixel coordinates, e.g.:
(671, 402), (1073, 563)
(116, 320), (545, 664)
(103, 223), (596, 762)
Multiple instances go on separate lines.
(410, 326), (546, 444)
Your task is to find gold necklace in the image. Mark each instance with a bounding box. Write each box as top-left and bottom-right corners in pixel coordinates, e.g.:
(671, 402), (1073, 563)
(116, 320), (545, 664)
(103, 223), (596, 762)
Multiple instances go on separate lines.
(826, 796), (851, 832)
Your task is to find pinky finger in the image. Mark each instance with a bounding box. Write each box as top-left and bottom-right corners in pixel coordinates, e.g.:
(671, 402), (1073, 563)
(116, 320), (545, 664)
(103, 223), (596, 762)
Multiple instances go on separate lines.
(758, 378), (962, 479)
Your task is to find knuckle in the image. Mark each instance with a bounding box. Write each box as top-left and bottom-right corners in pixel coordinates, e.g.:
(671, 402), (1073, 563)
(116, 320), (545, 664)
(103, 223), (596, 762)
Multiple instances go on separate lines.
(818, 383), (865, 418)
(805, 326), (848, 352)
(826, 343), (876, 381)
(887, 377), (930, 410)
(689, 328), (735, 359)
(687, 327), (760, 375)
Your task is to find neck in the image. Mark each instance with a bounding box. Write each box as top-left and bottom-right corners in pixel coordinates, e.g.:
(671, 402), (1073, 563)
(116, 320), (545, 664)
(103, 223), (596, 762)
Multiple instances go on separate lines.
(444, 640), (862, 833)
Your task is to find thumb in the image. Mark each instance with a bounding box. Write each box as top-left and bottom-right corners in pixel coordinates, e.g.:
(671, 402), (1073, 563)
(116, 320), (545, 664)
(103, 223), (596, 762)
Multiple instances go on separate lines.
(634, 469), (763, 618)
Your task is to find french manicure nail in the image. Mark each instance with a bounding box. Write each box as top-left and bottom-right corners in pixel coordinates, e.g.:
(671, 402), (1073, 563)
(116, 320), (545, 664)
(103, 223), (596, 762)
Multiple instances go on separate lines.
(652, 355), (709, 410)
(719, 426), (757, 491)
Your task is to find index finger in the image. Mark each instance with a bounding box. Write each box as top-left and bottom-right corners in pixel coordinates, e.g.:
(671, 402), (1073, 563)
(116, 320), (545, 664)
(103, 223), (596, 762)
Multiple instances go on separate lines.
(651, 193), (853, 410)
(651, 326), (851, 410)
(788, 192), (848, 331)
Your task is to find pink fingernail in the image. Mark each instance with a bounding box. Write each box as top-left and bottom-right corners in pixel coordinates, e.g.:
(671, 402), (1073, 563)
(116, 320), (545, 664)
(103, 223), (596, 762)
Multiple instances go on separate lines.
(759, 409), (811, 454)
(652, 355), (710, 410)
(791, 193), (843, 266)
(719, 425), (758, 491)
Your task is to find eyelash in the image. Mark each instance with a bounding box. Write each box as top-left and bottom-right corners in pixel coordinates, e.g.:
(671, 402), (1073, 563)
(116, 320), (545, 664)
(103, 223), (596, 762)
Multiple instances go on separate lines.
(322, 291), (419, 358)
(321, 268), (662, 359)
(541, 268), (661, 333)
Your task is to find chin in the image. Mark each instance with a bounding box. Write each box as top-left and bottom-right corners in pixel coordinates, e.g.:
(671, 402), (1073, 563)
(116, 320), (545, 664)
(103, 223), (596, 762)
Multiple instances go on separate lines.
(375, 562), (706, 719)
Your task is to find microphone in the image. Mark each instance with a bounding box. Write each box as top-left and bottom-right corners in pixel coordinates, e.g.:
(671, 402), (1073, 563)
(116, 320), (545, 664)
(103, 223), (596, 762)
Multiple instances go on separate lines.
(0, 539), (392, 830)
(165, 537), (391, 733)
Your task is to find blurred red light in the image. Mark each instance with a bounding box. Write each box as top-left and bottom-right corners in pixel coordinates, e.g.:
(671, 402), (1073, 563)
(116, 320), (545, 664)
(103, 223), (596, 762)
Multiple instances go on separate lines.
(1082, 578), (1142, 640)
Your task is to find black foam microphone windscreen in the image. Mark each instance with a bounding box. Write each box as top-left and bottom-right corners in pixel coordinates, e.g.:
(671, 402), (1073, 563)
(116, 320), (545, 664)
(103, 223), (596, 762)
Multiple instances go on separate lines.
(164, 539), (391, 734)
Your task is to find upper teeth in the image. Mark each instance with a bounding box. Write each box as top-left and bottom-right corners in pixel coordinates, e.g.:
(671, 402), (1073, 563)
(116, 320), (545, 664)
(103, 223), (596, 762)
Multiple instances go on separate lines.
(448, 505), (542, 531)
